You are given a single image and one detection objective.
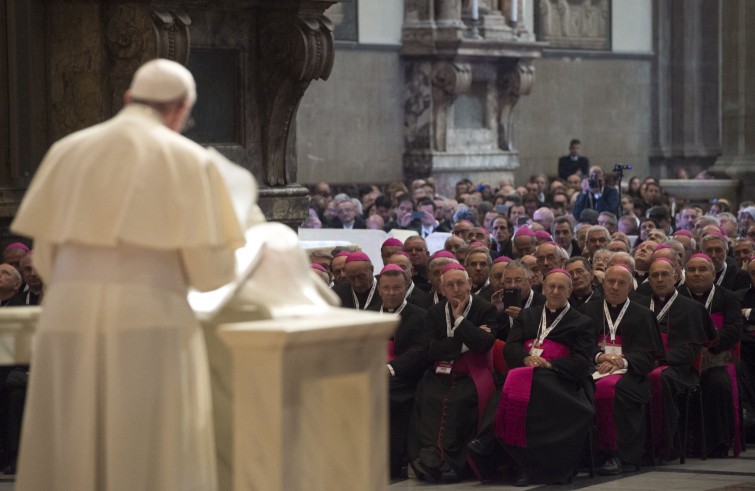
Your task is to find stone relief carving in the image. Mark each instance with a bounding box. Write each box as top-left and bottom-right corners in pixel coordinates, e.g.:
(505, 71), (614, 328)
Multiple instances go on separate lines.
(537, 0), (610, 50)
(497, 62), (534, 151)
(259, 10), (334, 186)
(104, 6), (191, 115)
(431, 62), (472, 151)
(404, 62), (433, 151)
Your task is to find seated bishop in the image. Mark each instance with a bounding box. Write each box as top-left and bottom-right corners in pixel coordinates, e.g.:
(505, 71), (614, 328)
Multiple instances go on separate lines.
(637, 258), (713, 461)
(582, 265), (664, 475)
(369, 264), (430, 479)
(469, 268), (594, 485)
(407, 263), (497, 481)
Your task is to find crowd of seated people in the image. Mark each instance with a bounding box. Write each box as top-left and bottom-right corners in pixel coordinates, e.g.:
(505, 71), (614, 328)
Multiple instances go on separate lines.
(304, 167), (755, 484)
(0, 243), (43, 476)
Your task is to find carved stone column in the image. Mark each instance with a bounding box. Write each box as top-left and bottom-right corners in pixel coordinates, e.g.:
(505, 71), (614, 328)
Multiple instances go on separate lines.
(711, 0), (755, 202)
(402, 0), (543, 196)
(650, 0), (721, 179)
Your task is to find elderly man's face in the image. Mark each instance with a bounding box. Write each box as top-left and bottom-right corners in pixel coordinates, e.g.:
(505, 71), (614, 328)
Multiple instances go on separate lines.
(543, 272), (572, 309)
(378, 273), (408, 310)
(503, 266), (531, 300)
(603, 267), (633, 305)
(685, 258), (715, 293)
(345, 261), (374, 294)
(514, 236), (536, 257)
(586, 231), (608, 256)
(649, 261), (677, 298)
(521, 256), (541, 286)
(381, 246), (401, 264)
(0, 264), (21, 292)
(386, 254), (414, 281)
(535, 243), (562, 276)
(702, 238), (727, 272)
(490, 261), (509, 292)
(403, 238), (429, 269)
(566, 260), (592, 293)
(335, 201), (357, 224)
(635, 239), (659, 263)
(509, 206), (526, 224)
(441, 269), (471, 302)
(444, 236), (465, 258)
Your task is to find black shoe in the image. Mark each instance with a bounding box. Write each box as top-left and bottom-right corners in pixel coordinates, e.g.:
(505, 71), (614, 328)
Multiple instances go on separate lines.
(513, 467), (530, 487)
(418, 447), (443, 469)
(596, 456), (622, 476)
(468, 437), (494, 457)
(410, 458), (441, 482)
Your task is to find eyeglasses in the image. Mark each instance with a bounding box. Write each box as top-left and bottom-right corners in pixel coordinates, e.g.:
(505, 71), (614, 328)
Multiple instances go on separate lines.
(404, 248), (427, 253)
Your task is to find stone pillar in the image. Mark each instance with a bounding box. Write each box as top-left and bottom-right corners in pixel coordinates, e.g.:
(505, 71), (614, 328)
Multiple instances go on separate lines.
(402, 0), (543, 197)
(710, 0), (755, 201)
(650, 0), (721, 179)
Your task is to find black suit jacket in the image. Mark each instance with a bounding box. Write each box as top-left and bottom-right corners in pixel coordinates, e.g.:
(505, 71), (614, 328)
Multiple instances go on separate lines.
(558, 155), (589, 179)
(572, 186), (620, 222)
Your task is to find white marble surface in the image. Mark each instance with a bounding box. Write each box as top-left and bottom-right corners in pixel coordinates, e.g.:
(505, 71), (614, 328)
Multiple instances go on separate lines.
(0, 306), (40, 364)
(217, 308), (398, 491)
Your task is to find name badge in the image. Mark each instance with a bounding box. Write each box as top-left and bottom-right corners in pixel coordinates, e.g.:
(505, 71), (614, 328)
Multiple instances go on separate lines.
(605, 343), (622, 356)
(435, 361), (454, 375)
(530, 347), (544, 357)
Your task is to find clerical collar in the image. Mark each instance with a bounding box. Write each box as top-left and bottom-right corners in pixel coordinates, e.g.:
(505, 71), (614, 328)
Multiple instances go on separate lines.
(545, 304), (567, 315)
(343, 221), (354, 230)
(607, 299), (628, 312)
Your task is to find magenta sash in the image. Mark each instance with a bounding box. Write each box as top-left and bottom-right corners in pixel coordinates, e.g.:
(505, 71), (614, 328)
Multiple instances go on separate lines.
(495, 340), (571, 447)
(595, 374), (622, 452)
(436, 350), (494, 430)
(387, 340), (395, 362)
(594, 334), (624, 452)
(648, 333), (670, 447)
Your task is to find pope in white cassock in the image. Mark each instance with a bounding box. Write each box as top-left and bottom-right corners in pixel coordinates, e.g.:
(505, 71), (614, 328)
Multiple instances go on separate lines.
(11, 59), (245, 491)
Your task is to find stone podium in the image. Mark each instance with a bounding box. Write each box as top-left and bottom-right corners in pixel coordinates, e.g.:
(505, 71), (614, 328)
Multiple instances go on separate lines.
(217, 310), (396, 491)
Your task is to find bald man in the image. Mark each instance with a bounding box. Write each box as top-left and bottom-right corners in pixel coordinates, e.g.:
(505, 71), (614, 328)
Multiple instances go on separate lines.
(582, 266), (663, 474)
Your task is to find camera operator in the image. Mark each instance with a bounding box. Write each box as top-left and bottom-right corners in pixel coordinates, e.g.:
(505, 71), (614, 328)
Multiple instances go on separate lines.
(572, 165), (619, 222)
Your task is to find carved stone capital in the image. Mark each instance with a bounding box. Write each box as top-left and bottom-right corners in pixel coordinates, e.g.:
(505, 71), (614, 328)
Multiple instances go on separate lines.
(431, 61), (473, 98)
(497, 61), (535, 150)
(259, 9), (335, 186)
(431, 62), (472, 151)
(104, 5), (192, 115)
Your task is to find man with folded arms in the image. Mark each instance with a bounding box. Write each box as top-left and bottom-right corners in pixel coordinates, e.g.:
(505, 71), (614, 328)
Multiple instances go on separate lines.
(582, 265), (664, 474)
(408, 263), (497, 481)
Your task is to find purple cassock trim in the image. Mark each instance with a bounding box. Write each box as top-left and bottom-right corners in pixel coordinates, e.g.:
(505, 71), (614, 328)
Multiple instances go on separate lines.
(436, 350), (495, 430)
(387, 340), (395, 362)
(708, 311), (742, 456)
(495, 339), (571, 447)
(594, 334), (623, 453)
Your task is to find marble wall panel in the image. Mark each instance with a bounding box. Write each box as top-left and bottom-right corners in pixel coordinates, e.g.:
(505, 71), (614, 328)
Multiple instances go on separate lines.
(296, 47), (404, 185)
(512, 56), (652, 183)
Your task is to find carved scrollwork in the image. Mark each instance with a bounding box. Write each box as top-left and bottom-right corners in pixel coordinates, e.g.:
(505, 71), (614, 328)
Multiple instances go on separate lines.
(497, 62), (535, 151)
(431, 62), (472, 151)
(259, 11), (335, 186)
(152, 9), (192, 65)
